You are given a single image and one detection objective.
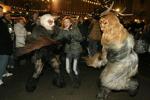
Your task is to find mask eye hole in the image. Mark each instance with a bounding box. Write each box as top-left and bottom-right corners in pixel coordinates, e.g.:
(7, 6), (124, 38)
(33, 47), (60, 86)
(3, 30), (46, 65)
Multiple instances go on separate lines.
(48, 19), (54, 25)
(100, 19), (107, 25)
(103, 21), (107, 25)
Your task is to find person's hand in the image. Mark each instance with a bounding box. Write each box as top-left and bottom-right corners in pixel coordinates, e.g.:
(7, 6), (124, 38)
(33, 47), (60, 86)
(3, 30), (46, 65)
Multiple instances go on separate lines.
(64, 27), (69, 30)
(64, 38), (71, 44)
(27, 32), (31, 35)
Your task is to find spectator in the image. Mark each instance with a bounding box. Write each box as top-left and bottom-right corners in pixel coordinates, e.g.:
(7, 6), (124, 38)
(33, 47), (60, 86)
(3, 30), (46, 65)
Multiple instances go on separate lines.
(14, 17), (30, 48)
(0, 6), (13, 85)
(3, 12), (15, 69)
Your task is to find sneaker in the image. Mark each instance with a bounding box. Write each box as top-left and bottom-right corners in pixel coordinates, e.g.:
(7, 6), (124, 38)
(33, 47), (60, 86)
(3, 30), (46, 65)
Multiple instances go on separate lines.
(0, 80), (4, 85)
(128, 86), (139, 97)
(2, 72), (13, 77)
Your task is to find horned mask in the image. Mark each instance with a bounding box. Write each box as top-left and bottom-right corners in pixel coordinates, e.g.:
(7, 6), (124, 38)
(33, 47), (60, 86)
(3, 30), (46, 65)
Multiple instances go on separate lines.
(40, 14), (55, 30)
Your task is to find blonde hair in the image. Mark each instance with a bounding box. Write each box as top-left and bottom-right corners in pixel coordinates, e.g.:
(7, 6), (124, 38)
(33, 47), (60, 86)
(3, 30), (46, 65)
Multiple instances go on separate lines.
(61, 16), (73, 28)
(100, 12), (128, 48)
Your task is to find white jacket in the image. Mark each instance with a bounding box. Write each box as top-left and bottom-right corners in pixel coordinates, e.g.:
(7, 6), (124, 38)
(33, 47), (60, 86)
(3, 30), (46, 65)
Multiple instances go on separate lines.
(14, 23), (27, 47)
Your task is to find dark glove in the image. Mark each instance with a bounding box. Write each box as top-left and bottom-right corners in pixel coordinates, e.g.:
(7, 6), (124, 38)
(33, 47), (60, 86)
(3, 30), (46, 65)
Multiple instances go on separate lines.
(58, 38), (71, 44)
(64, 38), (71, 44)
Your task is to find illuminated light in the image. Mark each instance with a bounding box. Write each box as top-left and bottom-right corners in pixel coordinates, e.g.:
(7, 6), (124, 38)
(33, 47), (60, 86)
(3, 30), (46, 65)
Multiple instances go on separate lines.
(84, 17), (88, 20)
(115, 8), (120, 12)
(47, 0), (50, 2)
(26, 12), (29, 15)
(82, 0), (101, 5)
(134, 19), (140, 23)
(3, 8), (7, 12)
(12, 11), (15, 13)
(19, 11), (22, 14)
(142, 20), (145, 22)
(51, 0), (61, 13)
(0, 4), (11, 12)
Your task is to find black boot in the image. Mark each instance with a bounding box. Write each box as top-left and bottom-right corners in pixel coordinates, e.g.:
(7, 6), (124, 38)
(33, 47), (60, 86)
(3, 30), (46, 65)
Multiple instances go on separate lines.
(68, 72), (74, 82)
(96, 86), (111, 100)
(25, 77), (39, 92)
(128, 86), (139, 97)
(72, 75), (81, 88)
(128, 79), (139, 97)
(52, 73), (66, 88)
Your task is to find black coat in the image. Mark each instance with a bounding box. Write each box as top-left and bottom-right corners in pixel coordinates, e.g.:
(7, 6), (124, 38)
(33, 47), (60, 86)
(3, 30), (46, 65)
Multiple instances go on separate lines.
(0, 17), (13, 55)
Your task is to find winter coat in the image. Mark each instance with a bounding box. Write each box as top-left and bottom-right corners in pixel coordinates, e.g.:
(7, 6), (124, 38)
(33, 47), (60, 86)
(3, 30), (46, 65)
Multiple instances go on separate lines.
(31, 25), (54, 40)
(0, 17), (13, 55)
(55, 25), (83, 54)
(14, 23), (28, 47)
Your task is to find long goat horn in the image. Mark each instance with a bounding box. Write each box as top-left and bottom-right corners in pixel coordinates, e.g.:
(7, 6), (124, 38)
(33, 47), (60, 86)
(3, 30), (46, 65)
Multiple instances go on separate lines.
(118, 7), (133, 16)
(118, 13), (133, 16)
(100, 1), (114, 17)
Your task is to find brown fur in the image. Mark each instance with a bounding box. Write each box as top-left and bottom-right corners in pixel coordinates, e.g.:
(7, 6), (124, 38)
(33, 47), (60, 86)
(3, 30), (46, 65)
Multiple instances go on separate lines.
(100, 13), (128, 49)
(82, 53), (102, 68)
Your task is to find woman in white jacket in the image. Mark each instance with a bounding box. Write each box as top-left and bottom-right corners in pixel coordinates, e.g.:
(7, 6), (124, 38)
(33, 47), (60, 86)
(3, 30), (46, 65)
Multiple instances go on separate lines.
(14, 17), (29, 48)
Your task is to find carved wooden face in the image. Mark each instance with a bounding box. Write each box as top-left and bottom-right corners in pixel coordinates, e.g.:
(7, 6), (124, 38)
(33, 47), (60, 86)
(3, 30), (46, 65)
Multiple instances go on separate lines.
(40, 14), (55, 30)
(99, 17), (109, 32)
(99, 13), (119, 32)
(100, 13), (128, 48)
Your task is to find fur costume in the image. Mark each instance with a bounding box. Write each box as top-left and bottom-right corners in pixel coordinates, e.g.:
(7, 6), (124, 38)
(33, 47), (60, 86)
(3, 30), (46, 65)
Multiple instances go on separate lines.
(16, 14), (59, 57)
(16, 14), (65, 92)
(84, 13), (139, 100)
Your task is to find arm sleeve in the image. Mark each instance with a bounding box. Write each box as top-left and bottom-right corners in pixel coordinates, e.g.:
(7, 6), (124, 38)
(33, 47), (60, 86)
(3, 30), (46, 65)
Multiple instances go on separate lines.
(54, 29), (65, 40)
(72, 25), (83, 42)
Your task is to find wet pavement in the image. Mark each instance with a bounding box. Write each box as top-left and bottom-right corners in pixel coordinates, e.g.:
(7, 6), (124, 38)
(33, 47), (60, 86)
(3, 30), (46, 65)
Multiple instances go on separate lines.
(0, 53), (150, 100)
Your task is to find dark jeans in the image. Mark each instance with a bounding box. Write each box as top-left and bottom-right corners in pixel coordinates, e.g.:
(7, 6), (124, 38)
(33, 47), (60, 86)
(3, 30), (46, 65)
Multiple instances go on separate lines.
(0, 55), (9, 79)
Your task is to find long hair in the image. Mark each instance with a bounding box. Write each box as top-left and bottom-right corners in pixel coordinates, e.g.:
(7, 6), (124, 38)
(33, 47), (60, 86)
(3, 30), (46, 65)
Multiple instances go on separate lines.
(100, 12), (128, 48)
(61, 16), (73, 28)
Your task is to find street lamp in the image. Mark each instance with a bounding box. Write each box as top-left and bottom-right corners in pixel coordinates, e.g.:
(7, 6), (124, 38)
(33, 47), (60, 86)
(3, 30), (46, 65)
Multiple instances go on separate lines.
(51, 0), (60, 13)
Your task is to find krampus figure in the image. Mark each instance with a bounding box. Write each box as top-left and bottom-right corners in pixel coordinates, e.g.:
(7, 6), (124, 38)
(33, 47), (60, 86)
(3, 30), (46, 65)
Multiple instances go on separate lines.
(25, 45), (65, 92)
(16, 14), (65, 92)
(85, 12), (139, 100)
